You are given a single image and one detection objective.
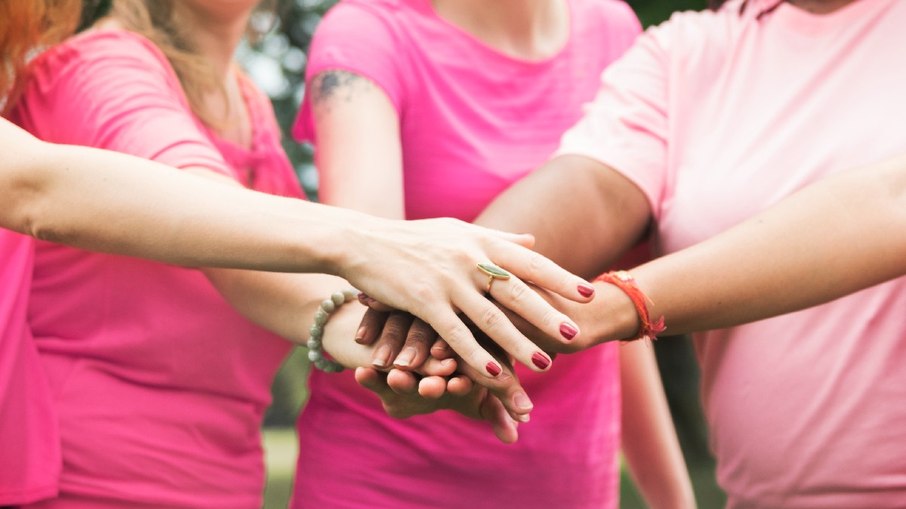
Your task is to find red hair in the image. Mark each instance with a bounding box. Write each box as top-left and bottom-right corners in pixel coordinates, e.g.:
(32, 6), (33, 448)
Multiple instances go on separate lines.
(0, 0), (82, 114)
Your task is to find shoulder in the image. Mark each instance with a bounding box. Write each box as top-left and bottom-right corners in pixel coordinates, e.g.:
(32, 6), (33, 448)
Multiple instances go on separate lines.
(25, 29), (181, 100)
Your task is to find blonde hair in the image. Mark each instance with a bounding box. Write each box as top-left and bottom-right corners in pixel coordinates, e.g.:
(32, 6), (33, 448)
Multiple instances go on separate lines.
(109, 0), (224, 126)
(0, 0), (82, 115)
(109, 0), (276, 127)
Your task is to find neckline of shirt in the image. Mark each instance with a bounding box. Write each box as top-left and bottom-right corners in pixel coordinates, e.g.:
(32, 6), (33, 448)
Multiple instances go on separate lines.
(415, 0), (575, 69)
(755, 0), (883, 35)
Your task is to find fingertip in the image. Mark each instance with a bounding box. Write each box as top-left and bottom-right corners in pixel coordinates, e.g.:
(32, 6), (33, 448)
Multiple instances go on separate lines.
(354, 367), (379, 388)
(417, 376), (446, 399)
(387, 369), (418, 394)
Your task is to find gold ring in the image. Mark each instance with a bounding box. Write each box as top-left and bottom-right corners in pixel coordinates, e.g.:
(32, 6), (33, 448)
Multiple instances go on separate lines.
(477, 262), (511, 294)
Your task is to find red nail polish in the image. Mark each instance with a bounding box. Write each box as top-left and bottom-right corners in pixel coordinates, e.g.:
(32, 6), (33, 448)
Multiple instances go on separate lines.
(486, 361), (502, 377)
(577, 284), (595, 298)
(532, 352), (551, 370)
(560, 323), (578, 340)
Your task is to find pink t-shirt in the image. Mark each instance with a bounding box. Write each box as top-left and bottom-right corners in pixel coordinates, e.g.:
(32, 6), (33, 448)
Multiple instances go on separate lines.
(11, 30), (302, 509)
(559, 0), (906, 507)
(293, 1), (640, 508)
(0, 231), (60, 505)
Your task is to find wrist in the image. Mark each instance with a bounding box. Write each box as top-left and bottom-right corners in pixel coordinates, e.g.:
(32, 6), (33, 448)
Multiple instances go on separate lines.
(583, 281), (643, 343)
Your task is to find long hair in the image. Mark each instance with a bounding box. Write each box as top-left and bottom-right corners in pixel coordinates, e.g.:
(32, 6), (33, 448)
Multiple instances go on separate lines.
(0, 0), (82, 114)
(108, 0), (224, 126)
(108, 0), (277, 127)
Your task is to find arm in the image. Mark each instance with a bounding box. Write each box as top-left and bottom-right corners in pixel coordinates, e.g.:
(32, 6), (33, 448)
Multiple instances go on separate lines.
(619, 343), (696, 509)
(0, 117), (580, 361)
(587, 155), (906, 339)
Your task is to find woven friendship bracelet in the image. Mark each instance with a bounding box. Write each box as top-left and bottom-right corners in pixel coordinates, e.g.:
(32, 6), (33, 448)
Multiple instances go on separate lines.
(595, 271), (665, 341)
(307, 288), (359, 372)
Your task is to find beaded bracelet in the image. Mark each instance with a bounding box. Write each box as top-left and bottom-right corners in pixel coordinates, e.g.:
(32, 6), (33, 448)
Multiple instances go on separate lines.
(595, 271), (665, 341)
(307, 288), (359, 373)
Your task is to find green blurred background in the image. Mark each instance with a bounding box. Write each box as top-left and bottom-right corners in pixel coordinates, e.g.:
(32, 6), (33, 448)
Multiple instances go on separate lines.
(241, 1), (724, 507)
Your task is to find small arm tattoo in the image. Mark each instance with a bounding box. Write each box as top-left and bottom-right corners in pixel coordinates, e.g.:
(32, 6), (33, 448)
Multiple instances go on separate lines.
(310, 70), (373, 112)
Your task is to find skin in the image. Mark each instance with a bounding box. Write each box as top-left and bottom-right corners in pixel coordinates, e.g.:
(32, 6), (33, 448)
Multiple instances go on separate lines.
(306, 1), (694, 506)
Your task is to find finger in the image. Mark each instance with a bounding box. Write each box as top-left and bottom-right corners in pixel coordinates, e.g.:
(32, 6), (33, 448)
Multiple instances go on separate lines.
(420, 304), (513, 383)
(371, 312), (414, 369)
(420, 357), (457, 377)
(454, 354), (533, 421)
(354, 367), (395, 399)
(455, 288), (555, 374)
(387, 368), (419, 395)
(446, 375), (473, 397)
(430, 339), (454, 360)
(490, 242), (596, 303)
(393, 318), (437, 370)
(479, 395), (520, 444)
(417, 375), (447, 399)
(355, 308), (389, 346)
(357, 292), (396, 312)
(487, 274), (579, 355)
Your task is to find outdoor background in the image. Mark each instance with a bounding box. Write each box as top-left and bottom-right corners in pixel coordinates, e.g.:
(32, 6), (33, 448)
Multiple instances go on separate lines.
(239, 1), (722, 507)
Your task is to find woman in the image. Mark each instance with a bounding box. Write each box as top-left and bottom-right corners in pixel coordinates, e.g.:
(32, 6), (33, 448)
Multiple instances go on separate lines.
(6, 0), (591, 506)
(295, 0), (693, 507)
(454, 0), (906, 506)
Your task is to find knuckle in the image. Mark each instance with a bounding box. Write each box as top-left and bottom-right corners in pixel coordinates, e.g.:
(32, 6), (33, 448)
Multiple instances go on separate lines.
(481, 306), (502, 329)
(508, 280), (527, 302)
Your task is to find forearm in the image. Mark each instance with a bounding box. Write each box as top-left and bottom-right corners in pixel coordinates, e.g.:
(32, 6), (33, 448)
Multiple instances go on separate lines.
(3, 128), (375, 275)
(633, 156), (906, 335)
(475, 155), (651, 278)
(620, 343), (695, 509)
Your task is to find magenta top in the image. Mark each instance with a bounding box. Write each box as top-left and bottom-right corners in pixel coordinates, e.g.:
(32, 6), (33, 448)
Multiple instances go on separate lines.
(559, 0), (906, 506)
(292, 0), (641, 507)
(12, 30), (301, 508)
(0, 231), (60, 505)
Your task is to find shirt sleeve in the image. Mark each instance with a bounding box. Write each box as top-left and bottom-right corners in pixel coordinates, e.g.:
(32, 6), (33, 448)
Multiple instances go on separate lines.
(555, 21), (671, 217)
(14, 30), (235, 179)
(293, 2), (403, 143)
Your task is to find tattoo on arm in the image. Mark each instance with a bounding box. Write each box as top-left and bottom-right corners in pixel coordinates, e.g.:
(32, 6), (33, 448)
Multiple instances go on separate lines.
(310, 70), (373, 112)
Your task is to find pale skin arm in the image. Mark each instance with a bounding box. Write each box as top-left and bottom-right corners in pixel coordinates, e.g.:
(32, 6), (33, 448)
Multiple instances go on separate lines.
(0, 117), (579, 362)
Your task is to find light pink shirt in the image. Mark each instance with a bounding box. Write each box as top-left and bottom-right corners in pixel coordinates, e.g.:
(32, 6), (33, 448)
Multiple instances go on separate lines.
(559, 1), (906, 507)
(0, 231), (60, 505)
(12, 30), (302, 509)
(293, 1), (641, 507)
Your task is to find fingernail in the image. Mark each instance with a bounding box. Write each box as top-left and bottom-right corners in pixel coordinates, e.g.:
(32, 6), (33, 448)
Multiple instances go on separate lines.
(560, 322), (578, 340)
(514, 391), (533, 411)
(372, 345), (391, 368)
(578, 283), (595, 298)
(516, 413), (531, 423)
(486, 361), (502, 377)
(357, 292), (369, 304)
(393, 347), (417, 368)
(531, 352), (551, 370)
(354, 326), (367, 344)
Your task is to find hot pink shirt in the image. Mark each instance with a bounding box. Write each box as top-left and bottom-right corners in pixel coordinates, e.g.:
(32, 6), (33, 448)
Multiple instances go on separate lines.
(293, 1), (640, 507)
(12, 30), (302, 509)
(558, 0), (906, 507)
(0, 231), (60, 505)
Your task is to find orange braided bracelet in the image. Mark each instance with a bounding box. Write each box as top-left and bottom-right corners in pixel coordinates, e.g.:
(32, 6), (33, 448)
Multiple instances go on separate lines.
(595, 270), (665, 341)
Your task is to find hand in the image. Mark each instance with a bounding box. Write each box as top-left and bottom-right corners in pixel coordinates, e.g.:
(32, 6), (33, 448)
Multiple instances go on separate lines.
(355, 364), (522, 444)
(356, 309), (538, 420)
(340, 217), (596, 382)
